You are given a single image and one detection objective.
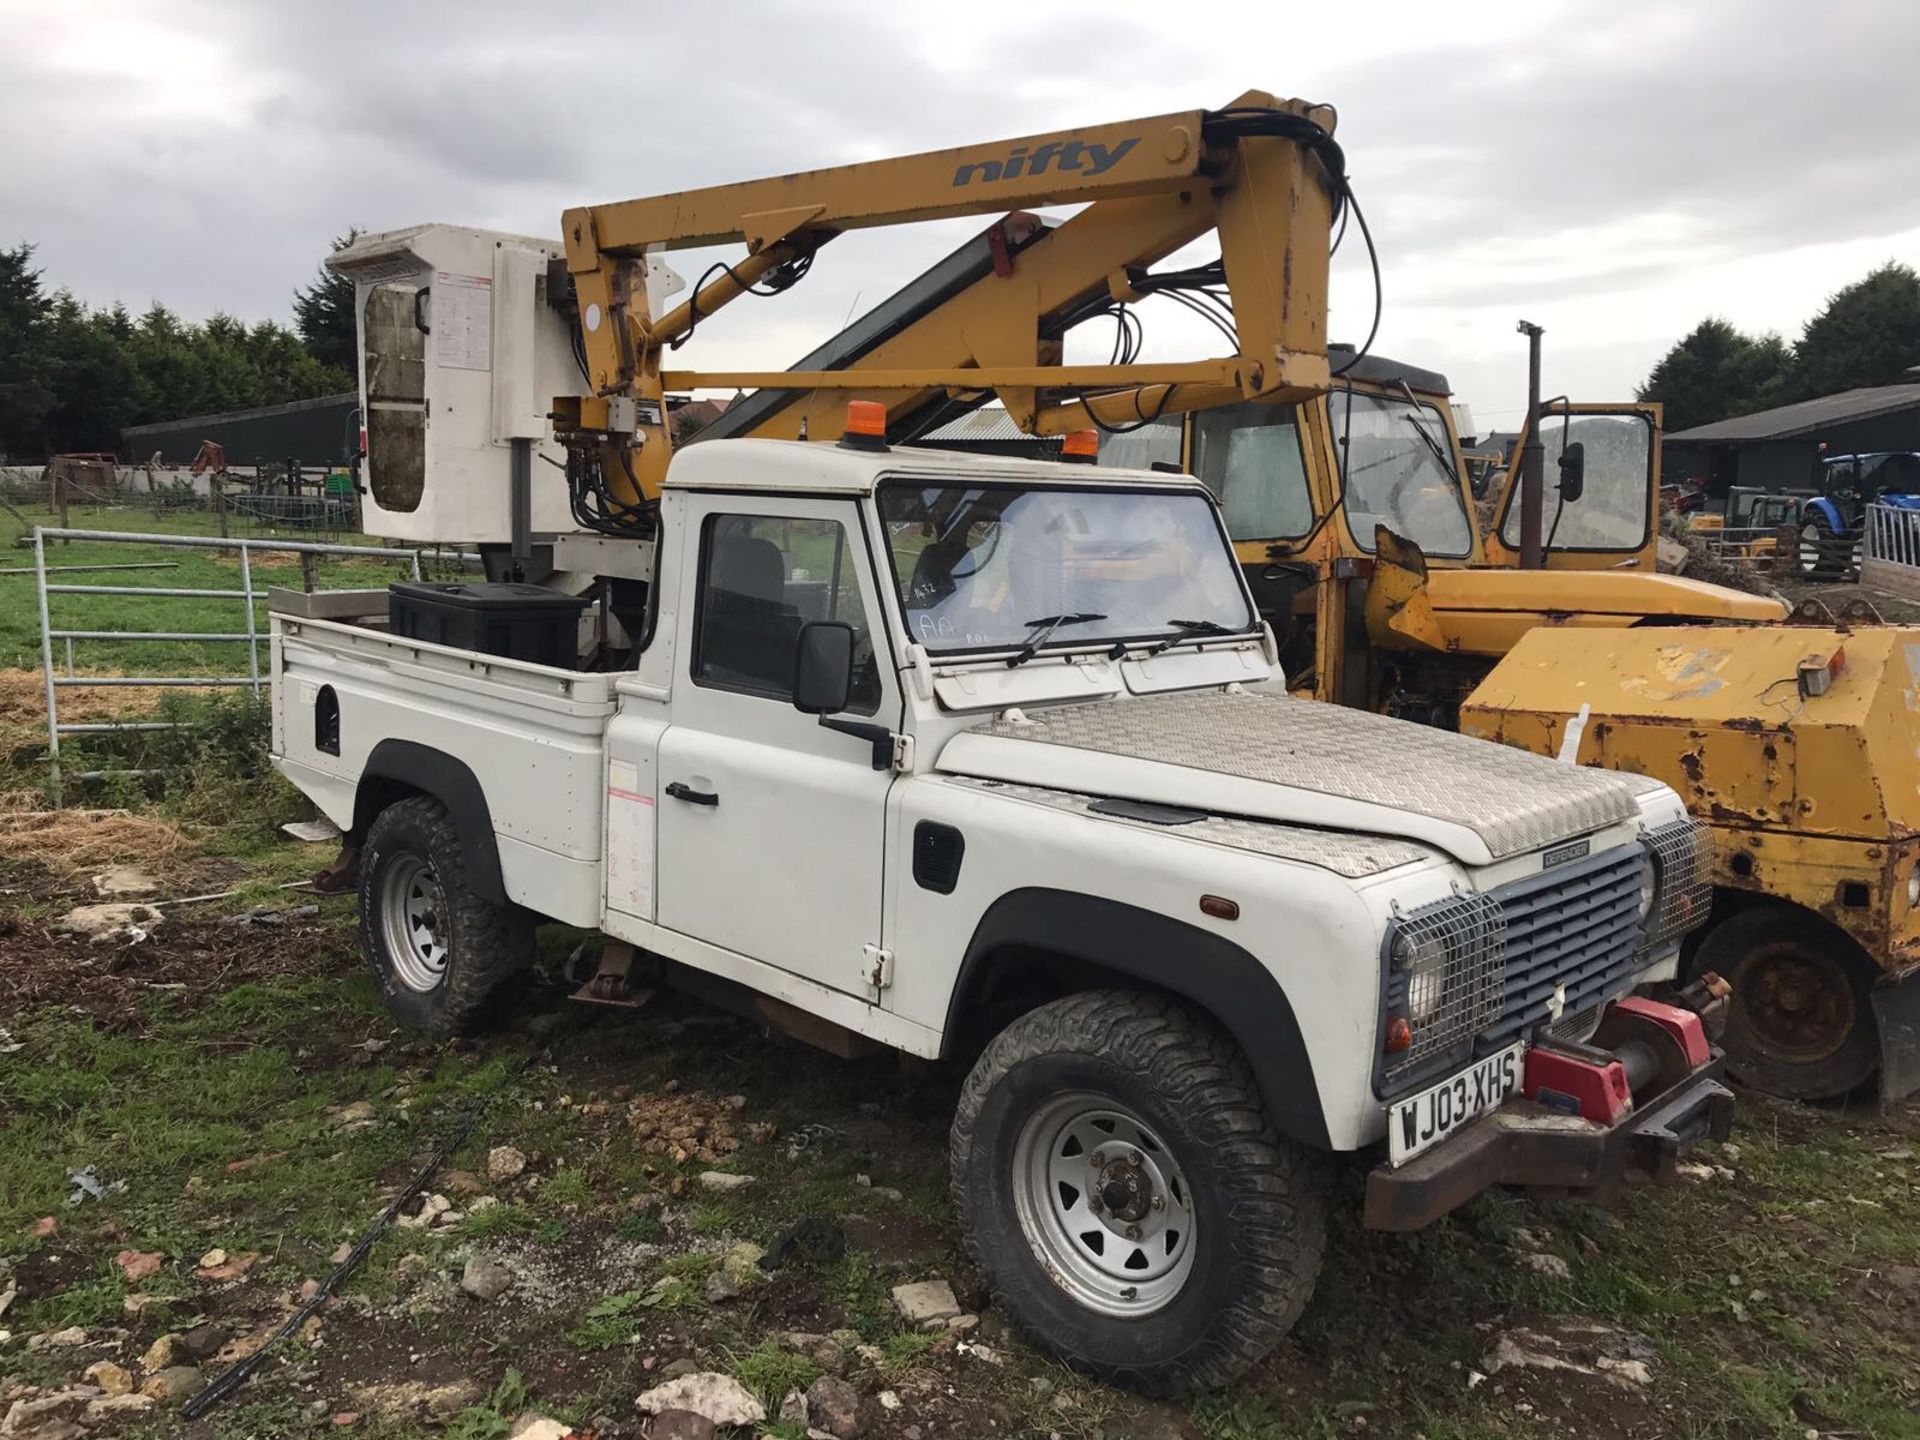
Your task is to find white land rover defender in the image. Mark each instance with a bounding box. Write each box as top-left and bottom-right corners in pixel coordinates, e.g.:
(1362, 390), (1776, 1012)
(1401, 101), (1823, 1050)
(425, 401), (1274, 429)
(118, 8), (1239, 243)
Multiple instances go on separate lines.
(271, 434), (1730, 1392)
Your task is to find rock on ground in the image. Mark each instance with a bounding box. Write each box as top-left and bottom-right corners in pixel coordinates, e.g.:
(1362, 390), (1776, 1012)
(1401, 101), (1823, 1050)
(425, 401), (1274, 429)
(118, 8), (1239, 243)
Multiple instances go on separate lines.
(3, 1390), (100, 1433)
(461, 1255), (516, 1302)
(806, 1375), (863, 1439)
(488, 1145), (528, 1182)
(781, 1332), (847, 1374)
(60, 902), (162, 942)
(349, 1379), (487, 1424)
(92, 864), (159, 897)
(84, 1361), (134, 1396)
(1519, 1251), (1573, 1279)
(890, 1278), (961, 1326)
(1483, 1320), (1658, 1390)
(86, 1394), (157, 1422)
(646, 1410), (717, 1440)
(695, 1170), (754, 1192)
(634, 1373), (765, 1427)
(396, 1193), (453, 1229)
(505, 1414), (574, 1440)
(140, 1334), (187, 1371)
(140, 1366), (205, 1404)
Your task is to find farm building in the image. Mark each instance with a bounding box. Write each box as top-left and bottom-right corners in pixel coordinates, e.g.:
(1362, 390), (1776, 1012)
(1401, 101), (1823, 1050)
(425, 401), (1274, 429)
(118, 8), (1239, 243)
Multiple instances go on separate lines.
(1664, 383), (1920, 501)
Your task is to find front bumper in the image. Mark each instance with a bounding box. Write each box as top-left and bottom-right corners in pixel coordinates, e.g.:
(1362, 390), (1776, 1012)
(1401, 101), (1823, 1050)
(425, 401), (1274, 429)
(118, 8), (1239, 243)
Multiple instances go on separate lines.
(1363, 987), (1735, 1232)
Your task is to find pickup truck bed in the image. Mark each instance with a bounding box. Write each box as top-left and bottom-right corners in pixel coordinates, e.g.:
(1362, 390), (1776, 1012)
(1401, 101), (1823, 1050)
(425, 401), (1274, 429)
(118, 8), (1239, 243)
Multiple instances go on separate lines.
(273, 613), (614, 926)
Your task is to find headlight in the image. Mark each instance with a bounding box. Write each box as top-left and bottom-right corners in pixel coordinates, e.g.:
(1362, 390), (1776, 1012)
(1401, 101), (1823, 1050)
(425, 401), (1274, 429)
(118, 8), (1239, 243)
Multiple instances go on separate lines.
(1392, 930), (1450, 1023)
(1908, 865), (1920, 908)
(1637, 848), (1659, 921)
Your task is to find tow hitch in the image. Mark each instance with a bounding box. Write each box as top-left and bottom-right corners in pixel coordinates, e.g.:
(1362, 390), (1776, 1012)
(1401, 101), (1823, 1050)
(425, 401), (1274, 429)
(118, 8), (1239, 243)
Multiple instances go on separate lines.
(1364, 975), (1735, 1231)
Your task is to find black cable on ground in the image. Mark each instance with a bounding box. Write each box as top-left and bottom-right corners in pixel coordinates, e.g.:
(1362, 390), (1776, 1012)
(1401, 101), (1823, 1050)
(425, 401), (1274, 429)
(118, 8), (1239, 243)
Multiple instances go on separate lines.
(182, 1047), (547, 1421)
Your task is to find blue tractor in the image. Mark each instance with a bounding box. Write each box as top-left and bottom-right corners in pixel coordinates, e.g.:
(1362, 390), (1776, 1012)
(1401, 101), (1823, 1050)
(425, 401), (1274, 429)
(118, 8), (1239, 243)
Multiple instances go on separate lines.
(1796, 450), (1920, 579)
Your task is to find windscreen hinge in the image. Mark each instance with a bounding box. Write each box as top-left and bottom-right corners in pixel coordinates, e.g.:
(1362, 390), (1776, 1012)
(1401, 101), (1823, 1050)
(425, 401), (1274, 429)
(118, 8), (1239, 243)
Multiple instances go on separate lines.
(891, 734), (916, 773)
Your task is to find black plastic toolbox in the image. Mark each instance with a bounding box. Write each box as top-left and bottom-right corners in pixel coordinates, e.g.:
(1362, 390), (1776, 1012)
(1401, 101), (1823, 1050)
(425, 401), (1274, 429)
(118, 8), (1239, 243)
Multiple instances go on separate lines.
(387, 581), (590, 668)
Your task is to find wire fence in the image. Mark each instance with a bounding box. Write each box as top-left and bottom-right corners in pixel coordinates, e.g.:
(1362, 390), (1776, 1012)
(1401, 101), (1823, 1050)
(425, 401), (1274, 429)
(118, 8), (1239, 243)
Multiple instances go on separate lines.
(4, 461), (364, 543)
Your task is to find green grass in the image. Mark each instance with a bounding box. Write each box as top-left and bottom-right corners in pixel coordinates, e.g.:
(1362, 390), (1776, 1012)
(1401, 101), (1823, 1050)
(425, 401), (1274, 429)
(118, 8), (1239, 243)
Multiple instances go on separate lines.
(3, 500), (426, 679)
(445, 1369), (532, 1440)
(0, 967), (532, 1334)
(565, 1288), (652, 1350)
(729, 1338), (821, 1408)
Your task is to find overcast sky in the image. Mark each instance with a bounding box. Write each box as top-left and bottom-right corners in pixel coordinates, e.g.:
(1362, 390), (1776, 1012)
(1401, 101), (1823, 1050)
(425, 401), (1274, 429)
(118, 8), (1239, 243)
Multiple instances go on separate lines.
(5, 0), (1919, 431)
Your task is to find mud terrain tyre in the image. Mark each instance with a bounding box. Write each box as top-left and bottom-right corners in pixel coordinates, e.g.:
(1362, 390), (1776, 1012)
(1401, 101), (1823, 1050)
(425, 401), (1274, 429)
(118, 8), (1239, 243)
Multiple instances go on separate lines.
(1697, 905), (1878, 1100)
(950, 989), (1329, 1395)
(359, 795), (534, 1039)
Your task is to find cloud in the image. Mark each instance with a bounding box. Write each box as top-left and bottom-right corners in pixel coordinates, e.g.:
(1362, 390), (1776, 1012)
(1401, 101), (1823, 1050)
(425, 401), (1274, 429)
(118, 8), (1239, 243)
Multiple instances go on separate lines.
(2, 0), (1915, 419)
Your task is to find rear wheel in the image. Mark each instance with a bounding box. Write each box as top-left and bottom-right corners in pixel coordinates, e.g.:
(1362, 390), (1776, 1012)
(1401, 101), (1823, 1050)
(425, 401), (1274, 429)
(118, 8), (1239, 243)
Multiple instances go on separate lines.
(359, 796), (534, 1038)
(950, 990), (1329, 1395)
(1695, 905), (1878, 1099)
(1797, 511), (1856, 580)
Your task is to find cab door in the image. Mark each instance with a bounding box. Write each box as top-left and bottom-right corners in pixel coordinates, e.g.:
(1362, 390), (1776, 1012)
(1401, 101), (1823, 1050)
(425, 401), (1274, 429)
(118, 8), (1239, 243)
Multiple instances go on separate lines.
(1483, 403), (1663, 571)
(654, 493), (900, 996)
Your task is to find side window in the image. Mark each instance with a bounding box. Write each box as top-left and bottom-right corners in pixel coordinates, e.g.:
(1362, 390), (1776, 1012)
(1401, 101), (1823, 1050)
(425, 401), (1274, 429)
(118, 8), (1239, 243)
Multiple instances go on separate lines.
(693, 513), (882, 716)
(1191, 403), (1314, 541)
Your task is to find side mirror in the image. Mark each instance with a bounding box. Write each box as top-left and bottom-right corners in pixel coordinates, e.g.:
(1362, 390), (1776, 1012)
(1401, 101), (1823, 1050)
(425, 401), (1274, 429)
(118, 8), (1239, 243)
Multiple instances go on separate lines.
(1557, 440), (1586, 503)
(793, 621), (855, 715)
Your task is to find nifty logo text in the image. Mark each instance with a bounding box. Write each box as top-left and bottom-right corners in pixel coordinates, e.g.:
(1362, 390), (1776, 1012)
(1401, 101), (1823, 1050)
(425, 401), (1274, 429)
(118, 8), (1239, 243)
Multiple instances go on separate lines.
(951, 136), (1140, 188)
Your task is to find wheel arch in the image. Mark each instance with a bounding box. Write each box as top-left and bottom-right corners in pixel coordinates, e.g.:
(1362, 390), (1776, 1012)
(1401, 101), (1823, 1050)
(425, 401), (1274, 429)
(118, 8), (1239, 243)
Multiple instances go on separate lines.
(942, 888), (1332, 1151)
(353, 740), (505, 903)
(1803, 495), (1846, 534)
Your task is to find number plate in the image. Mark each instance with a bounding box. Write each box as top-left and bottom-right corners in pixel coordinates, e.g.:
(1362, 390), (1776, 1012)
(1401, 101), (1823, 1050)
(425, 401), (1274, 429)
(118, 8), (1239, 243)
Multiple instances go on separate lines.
(1388, 1044), (1524, 1167)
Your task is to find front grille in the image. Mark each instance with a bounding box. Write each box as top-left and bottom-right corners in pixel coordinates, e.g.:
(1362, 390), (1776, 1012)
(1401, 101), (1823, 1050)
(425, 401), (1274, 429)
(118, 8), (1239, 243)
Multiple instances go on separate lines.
(1550, 1003), (1604, 1042)
(1480, 846), (1644, 1054)
(1377, 843), (1657, 1098)
(1643, 818), (1710, 950)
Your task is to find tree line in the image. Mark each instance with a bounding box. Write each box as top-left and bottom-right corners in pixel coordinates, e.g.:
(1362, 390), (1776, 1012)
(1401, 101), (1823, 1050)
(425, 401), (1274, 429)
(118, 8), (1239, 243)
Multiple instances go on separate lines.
(1637, 261), (1920, 432)
(0, 238), (357, 463)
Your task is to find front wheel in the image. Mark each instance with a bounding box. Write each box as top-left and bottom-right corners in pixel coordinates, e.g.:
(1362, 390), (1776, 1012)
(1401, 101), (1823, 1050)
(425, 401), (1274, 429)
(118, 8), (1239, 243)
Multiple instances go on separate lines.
(359, 795), (535, 1039)
(1695, 905), (1878, 1099)
(950, 990), (1329, 1395)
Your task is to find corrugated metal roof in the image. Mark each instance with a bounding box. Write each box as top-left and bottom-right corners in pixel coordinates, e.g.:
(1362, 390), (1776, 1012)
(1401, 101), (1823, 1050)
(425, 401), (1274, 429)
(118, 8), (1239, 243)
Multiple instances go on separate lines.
(920, 408), (1045, 443)
(1667, 385), (1920, 444)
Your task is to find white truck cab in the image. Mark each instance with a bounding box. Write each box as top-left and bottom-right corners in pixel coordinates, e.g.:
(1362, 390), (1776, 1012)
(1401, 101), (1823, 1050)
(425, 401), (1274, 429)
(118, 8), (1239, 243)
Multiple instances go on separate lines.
(271, 434), (1731, 1393)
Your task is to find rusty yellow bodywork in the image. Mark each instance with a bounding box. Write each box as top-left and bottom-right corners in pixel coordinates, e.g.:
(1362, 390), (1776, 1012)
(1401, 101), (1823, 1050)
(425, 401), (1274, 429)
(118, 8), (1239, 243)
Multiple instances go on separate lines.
(1462, 625), (1920, 978)
(1374, 567), (1789, 657)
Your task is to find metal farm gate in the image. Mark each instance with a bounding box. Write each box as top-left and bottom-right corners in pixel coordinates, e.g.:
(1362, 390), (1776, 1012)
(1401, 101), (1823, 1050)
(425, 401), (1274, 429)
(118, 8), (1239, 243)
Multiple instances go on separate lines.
(31, 526), (422, 789)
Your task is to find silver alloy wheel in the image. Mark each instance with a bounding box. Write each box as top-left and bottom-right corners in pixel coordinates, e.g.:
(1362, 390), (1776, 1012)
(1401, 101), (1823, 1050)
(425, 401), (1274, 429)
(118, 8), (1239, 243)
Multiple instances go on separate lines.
(380, 854), (449, 993)
(1010, 1092), (1197, 1317)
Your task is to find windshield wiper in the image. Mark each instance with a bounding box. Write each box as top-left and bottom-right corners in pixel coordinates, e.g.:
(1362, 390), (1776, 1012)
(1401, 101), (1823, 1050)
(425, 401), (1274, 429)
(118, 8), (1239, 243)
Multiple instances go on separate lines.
(1397, 380), (1460, 481)
(1006, 612), (1106, 667)
(1145, 618), (1238, 656)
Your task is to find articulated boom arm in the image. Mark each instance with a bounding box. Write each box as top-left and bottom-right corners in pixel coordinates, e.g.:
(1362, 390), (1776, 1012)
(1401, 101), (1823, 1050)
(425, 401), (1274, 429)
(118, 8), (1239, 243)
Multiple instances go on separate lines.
(557, 91), (1342, 526)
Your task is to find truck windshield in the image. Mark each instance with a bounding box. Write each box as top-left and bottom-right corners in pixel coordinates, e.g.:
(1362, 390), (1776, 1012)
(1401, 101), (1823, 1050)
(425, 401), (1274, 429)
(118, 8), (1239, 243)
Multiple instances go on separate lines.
(1330, 389), (1474, 557)
(877, 482), (1255, 655)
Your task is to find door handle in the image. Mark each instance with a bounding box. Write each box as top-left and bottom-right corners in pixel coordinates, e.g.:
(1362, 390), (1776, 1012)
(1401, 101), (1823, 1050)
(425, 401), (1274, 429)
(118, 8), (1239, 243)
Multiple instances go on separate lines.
(665, 781), (718, 807)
